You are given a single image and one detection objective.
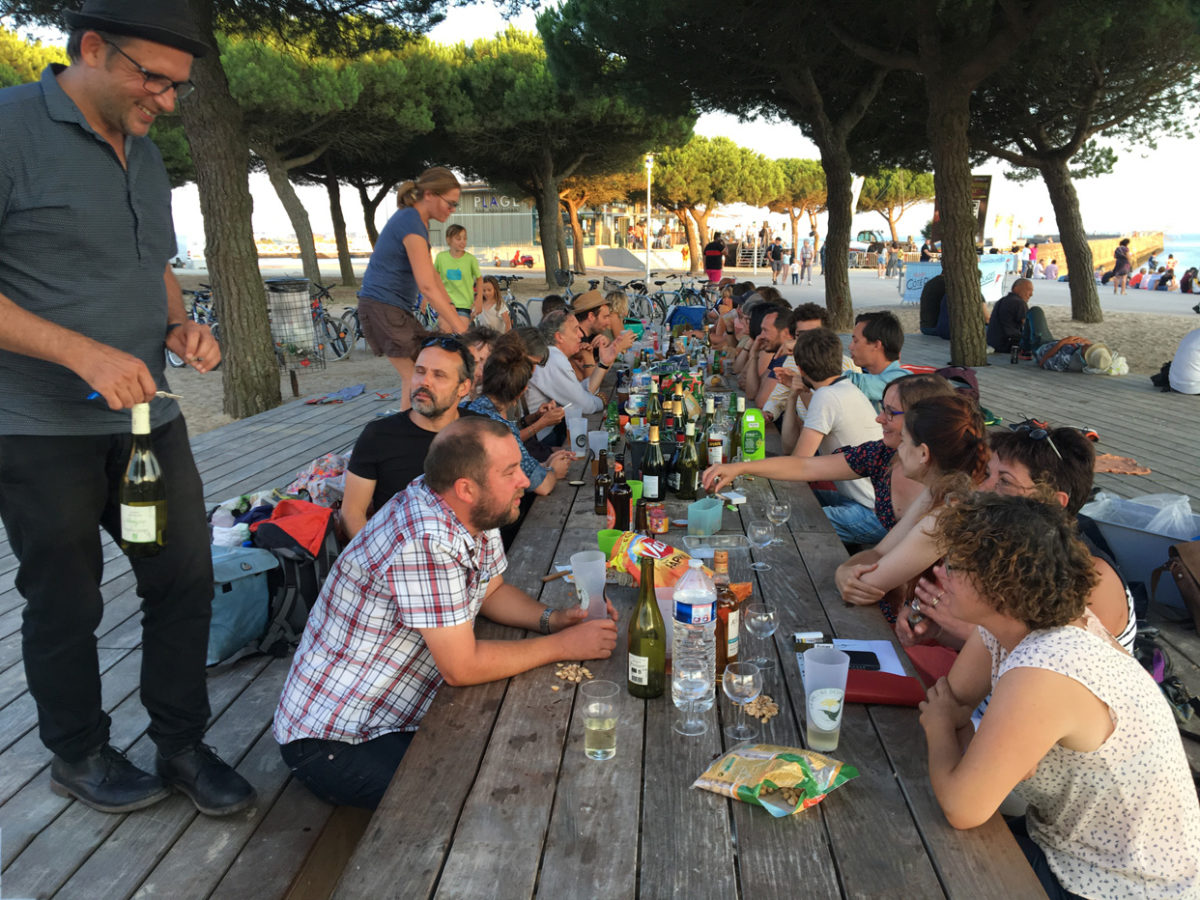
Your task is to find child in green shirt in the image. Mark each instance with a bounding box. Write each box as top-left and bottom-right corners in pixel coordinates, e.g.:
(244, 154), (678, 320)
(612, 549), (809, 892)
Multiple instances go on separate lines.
(434, 224), (482, 318)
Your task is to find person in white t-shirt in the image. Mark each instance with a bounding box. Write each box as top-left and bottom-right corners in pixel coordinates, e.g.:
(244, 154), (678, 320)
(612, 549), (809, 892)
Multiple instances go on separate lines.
(779, 328), (881, 517)
(1168, 327), (1200, 394)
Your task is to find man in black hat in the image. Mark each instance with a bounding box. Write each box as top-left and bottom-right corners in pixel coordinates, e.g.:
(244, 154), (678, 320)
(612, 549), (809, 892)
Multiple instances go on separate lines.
(0, 0), (254, 817)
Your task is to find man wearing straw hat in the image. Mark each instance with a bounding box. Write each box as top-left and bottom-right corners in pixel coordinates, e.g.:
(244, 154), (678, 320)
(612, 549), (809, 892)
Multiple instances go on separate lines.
(0, 0), (254, 816)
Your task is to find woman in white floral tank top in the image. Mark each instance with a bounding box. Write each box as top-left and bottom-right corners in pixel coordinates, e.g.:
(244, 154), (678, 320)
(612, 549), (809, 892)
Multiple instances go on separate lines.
(919, 493), (1200, 900)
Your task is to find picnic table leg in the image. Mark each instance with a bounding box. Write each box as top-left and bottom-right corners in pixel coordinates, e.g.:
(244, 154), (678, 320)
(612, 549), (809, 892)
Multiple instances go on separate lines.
(290, 370), (300, 398)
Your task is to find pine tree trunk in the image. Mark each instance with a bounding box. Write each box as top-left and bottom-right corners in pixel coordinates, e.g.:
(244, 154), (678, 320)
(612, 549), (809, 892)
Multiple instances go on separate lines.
(676, 210), (701, 274)
(254, 146), (321, 285)
(356, 182), (386, 247)
(821, 147), (855, 332)
(688, 208), (710, 252)
(564, 199), (586, 274)
(925, 79), (987, 366)
(789, 212), (801, 263)
(322, 163), (357, 288)
(887, 211), (899, 243)
(1041, 158), (1102, 323)
(537, 153), (560, 289)
(179, 7), (280, 419)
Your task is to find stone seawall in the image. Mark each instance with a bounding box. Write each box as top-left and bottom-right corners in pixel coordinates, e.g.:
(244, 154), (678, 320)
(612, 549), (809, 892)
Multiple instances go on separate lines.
(1033, 232), (1164, 277)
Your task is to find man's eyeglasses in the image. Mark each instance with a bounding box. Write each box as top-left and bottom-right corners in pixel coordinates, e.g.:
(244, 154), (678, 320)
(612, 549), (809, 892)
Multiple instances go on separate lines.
(438, 194), (459, 211)
(105, 40), (195, 100)
(881, 407), (904, 421)
(1012, 420), (1063, 460)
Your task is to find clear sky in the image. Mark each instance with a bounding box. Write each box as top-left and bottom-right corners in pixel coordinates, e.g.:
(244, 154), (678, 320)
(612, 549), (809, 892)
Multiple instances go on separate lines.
(155, 3), (1200, 245)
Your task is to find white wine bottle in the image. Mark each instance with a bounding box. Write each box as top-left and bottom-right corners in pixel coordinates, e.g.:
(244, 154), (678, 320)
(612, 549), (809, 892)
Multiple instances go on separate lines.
(119, 402), (166, 558)
(641, 425), (665, 501)
(627, 550), (666, 699)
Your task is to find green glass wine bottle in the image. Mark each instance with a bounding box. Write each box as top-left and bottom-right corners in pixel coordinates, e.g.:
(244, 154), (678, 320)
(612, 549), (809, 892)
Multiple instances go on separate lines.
(627, 551), (666, 698)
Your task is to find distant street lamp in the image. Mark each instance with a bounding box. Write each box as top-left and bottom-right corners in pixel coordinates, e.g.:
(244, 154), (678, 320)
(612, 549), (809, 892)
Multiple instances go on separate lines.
(645, 153), (654, 287)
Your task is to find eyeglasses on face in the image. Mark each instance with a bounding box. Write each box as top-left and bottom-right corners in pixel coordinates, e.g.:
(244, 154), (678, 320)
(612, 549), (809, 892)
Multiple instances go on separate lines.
(438, 194), (459, 211)
(881, 407), (904, 421)
(105, 40), (195, 100)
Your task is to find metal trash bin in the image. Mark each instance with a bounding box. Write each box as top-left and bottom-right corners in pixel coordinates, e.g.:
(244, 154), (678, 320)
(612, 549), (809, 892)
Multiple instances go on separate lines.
(265, 277), (324, 371)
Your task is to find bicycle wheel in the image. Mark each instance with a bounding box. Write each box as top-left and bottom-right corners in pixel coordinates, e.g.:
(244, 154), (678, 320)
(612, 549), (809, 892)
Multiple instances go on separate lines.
(339, 308), (363, 355)
(322, 316), (351, 361)
(628, 292), (653, 321)
(507, 300), (531, 328)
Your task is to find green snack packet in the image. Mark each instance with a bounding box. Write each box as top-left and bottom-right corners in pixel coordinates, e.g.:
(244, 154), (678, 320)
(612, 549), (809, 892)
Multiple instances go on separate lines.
(692, 743), (858, 817)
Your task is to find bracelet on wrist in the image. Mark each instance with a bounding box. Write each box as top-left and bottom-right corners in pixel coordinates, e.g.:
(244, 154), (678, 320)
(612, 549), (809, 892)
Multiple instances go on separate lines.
(597, 362), (610, 370)
(165, 322), (184, 336)
(539, 606), (554, 635)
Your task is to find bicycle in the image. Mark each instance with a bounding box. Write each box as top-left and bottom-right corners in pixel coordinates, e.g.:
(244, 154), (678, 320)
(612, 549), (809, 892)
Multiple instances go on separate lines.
(309, 283), (350, 361)
(339, 305), (365, 355)
(553, 269), (602, 303)
(167, 284), (219, 367)
(496, 275), (531, 328)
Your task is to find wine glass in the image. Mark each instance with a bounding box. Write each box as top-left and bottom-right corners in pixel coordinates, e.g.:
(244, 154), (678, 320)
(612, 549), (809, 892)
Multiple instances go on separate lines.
(723, 662), (762, 742)
(743, 603), (779, 670)
(747, 520), (773, 572)
(767, 501), (791, 544)
(672, 655), (709, 736)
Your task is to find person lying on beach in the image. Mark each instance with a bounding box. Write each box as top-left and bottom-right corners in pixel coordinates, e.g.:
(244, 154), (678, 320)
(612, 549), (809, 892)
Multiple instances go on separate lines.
(917, 493), (1200, 898)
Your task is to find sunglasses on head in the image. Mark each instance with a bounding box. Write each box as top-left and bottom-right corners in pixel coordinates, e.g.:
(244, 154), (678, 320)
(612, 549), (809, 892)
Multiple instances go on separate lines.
(1011, 418), (1062, 460)
(422, 335), (465, 351)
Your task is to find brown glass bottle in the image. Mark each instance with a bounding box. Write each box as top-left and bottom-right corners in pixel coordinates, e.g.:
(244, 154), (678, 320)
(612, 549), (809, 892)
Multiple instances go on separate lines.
(609, 458), (632, 530)
(594, 450), (612, 515)
(713, 550), (741, 680)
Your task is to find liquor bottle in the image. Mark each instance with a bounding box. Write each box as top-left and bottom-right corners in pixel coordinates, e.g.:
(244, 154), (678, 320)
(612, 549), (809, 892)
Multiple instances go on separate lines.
(661, 400), (677, 446)
(641, 425), (665, 501)
(594, 449), (612, 515)
(713, 550), (741, 680)
(628, 550), (667, 698)
(646, 379), (662, 429)
(741, 405), (766, 462)
(699, 396), (715, 438)
(609, 460), (632, 530)
(666, 430), (685, 493)
(730, 396), (745, 462)
(675, 423), (700, 500)
(634, 498), (649, 534)
(119, 402), (166, 557)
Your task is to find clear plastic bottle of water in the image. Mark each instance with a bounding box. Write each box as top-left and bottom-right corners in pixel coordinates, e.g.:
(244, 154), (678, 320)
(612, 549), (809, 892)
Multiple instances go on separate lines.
(672, 558), (717, 711)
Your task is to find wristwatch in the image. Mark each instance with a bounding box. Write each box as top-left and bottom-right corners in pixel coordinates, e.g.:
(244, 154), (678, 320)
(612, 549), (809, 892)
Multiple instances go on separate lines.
(539, 606), (554, 635)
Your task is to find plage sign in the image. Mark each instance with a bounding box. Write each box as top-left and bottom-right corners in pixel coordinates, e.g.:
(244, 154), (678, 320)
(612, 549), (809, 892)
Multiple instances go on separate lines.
(902, 256), (1008, 306)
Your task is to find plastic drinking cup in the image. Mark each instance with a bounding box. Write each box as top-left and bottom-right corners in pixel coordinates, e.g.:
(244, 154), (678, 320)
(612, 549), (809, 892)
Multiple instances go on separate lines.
(570, 550), (608, 619)
(567, 416), (588, 454)
(588, 430), (609, 455)
(803, 647), (850, 752)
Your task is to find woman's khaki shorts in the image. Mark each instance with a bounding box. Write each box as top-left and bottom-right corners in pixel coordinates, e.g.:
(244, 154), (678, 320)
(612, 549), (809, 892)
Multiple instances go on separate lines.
(357, 297), (431, 360)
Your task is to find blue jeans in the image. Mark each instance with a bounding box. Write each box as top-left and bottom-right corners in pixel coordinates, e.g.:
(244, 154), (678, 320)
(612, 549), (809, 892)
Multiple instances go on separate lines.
(280, 731), (415, 809)
(814, 490), (888, 545)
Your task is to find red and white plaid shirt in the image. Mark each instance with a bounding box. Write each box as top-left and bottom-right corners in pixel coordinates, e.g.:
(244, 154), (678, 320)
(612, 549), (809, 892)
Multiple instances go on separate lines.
(273, 477), (506, 745)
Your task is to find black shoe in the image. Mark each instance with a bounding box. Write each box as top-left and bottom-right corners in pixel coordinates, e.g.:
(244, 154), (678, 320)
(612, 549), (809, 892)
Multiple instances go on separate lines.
(50, 744), (170, 813)
(156, 743), (256, 816)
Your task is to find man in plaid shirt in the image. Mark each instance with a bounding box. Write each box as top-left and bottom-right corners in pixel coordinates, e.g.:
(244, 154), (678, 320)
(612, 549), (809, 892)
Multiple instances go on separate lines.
(273, 417), (618, 809)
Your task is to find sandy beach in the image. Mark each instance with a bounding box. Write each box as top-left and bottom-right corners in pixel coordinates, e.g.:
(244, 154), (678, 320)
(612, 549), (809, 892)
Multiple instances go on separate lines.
(171, 270), (1197, 436)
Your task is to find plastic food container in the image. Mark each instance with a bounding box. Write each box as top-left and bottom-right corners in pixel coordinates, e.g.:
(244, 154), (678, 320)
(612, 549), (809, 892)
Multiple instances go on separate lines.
(687, 497), (724, 536)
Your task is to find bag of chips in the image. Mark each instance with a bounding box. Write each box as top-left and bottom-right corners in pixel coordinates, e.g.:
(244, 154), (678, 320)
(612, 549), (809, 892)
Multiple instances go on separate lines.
(693, 743), (858, 818)
(605, 532), (699, 588)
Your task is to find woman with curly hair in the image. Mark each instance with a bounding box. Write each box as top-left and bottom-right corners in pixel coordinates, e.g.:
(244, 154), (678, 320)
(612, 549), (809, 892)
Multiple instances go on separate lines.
(920, 493), (1200, 898)
(834, 393), (989, 620)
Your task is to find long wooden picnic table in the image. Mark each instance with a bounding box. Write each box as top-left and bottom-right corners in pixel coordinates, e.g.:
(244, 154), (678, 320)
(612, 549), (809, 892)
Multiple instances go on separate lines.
(334, 427), (1044, 898)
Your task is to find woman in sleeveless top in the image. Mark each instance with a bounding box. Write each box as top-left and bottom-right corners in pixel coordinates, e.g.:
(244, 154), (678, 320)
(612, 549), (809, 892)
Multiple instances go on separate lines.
(920, 494), (1200, 899)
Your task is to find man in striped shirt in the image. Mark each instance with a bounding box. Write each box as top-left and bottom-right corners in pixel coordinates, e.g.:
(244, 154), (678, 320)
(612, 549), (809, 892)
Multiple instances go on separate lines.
(274, 417), (618, 809)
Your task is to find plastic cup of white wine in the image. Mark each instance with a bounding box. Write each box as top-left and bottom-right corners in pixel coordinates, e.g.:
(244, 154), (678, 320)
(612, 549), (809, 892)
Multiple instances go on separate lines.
(581, 680), (619, 760)
(803, 647), (850, 752)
